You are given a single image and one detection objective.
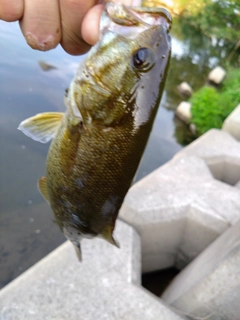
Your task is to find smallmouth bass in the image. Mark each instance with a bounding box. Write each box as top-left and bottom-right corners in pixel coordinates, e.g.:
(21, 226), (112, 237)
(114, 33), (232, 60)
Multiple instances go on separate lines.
(18, 2), (172, 260)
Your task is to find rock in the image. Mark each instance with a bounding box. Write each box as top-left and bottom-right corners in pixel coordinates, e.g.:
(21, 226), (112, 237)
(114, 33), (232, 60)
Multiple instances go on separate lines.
(175, 101), (192, 123)
(162, 220), (240, 320)
(177, 82), (193, 97)
(189, 123), (196, 135)
(222, 104), (240, 141)
(208, 66), (226, 85)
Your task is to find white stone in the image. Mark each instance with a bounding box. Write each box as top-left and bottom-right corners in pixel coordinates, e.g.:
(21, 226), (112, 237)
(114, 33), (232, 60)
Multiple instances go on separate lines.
(222, 104), (240, 141)
(120, 129), (240, 272)
(189, 123), (196, 135)
(208, 66), (226, 84)
(0, 220), (184, 320)
(162, 220), (240, 320)
(175, 101), (192, 123)
(177, 81), (193, 97)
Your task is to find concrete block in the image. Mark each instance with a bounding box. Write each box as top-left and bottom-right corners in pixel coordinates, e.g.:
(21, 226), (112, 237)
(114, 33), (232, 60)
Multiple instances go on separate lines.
(120, 129), (240, 272)
(0, 220), (184, 320)
(235, 180), (240, 189)
(222, 104), (240, 141)
(162, 220), (240, 320)
(175, 101), (192, 123)
(208, 66), (226, 84)
(178, 129), (240, 185)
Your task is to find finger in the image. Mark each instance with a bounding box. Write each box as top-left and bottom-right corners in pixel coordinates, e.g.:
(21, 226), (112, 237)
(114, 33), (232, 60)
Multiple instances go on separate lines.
(82, 0), (142, 46)
(0, 0), (23, 22)
(81, 4), (103, 46)
(20, 0), (61, 51)
(106, 0), (141, 5)
(59, 0), (98, 56)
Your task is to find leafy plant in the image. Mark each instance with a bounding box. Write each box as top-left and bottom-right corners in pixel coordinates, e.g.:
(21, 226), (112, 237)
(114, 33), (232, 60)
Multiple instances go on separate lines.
(178, 0), (240, 44)
(190, 68), (240, 136)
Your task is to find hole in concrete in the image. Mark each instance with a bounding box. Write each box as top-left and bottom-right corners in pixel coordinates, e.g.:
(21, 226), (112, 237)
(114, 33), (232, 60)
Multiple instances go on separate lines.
(142, 267), (180, 297)
(207, 158), (240, 186)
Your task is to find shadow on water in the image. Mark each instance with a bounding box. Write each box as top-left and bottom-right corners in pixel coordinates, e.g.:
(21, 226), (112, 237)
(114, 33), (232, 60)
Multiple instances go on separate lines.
(0, 14), (238, 288)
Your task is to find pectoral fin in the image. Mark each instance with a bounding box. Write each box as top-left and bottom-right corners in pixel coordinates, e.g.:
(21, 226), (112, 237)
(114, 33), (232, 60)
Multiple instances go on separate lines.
(18, 112), (64, 143)
(38, 176), (50, 204)
(101, 224), (120, 248)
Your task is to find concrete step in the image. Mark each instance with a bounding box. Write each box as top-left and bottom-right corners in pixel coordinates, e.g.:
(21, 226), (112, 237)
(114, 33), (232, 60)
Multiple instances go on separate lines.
(0, 220), (184, 320)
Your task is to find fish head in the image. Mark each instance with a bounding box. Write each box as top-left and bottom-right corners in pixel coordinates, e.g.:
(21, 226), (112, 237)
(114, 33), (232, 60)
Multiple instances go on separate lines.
(70, 3), (172, 129)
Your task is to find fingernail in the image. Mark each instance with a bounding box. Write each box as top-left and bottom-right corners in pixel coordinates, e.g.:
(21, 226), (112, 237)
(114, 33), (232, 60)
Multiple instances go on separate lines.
(25, 32), (56, 51)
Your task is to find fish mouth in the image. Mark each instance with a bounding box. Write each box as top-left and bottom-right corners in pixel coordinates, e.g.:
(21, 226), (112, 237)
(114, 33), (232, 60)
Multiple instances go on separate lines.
(102, 3), (172, 37)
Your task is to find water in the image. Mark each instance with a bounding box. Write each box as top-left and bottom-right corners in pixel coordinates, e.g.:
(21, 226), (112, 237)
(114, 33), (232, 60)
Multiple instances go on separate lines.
(0, 21), (185, 289)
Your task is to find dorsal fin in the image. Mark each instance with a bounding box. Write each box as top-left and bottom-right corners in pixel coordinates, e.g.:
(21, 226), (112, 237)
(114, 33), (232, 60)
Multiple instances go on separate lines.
(38, 176), (50, 204)
(18, 112), (64, 143)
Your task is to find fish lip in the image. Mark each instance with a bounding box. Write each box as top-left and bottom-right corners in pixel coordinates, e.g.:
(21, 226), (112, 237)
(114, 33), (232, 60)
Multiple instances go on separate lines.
(131, 7), (172, 26)
(105, 3), (172, 32)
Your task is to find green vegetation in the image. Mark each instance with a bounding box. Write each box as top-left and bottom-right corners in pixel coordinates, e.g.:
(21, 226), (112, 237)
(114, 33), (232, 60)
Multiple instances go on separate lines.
(190, 68), (240, 137)
(178, 0), (240, 44)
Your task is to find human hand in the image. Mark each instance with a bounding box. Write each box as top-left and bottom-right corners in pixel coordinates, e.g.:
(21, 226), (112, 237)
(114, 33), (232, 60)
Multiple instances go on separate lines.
(0, 0), (141, 55)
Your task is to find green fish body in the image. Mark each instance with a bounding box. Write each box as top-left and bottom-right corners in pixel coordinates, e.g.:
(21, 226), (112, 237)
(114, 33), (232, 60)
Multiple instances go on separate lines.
(18, 3), (172, 260)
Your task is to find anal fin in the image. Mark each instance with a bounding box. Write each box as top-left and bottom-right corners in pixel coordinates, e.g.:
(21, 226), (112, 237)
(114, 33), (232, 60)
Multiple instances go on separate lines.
(73, 241), (82, 262)
(101, 224), (120, 248)
(38, 176), (50, 204)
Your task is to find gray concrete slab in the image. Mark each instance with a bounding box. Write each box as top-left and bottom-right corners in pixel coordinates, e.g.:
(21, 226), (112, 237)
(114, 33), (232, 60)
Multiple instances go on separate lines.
(120, 129), (240, 272)
(0, 220), (184, 320)
(162, 220), (240, 320)
(178, 129), (240, 185)
(222, 104), (240, 141)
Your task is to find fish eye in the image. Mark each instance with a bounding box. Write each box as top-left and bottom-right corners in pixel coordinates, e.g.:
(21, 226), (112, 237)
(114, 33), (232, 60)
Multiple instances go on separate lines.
(132, 48), (155, 72)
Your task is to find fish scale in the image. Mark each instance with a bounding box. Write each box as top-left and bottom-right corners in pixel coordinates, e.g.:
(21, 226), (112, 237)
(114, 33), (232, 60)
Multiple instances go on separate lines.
(18, 2), (172, 260)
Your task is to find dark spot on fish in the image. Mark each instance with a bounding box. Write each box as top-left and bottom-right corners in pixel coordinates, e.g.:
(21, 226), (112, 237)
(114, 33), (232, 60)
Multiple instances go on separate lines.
(56, 28), (60, 34)
(100, 195), (121, 217)
(156, 43), (159, 47)
(76, 178), (84, 188)
(141, 86), (144, 89)
(65, 88), (69, 96)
